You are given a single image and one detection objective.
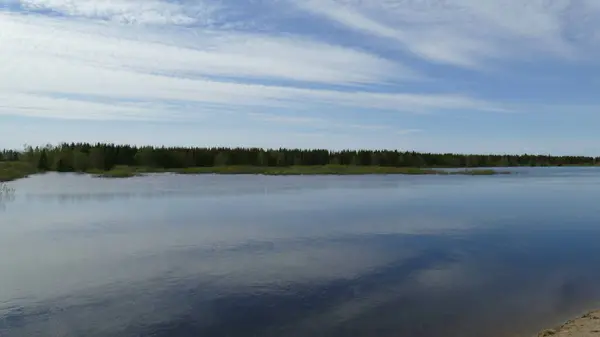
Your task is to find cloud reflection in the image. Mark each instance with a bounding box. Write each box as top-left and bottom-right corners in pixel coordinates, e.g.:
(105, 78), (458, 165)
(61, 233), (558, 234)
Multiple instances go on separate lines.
(3, 173), (600, 337)
(3, 227), (600, 337)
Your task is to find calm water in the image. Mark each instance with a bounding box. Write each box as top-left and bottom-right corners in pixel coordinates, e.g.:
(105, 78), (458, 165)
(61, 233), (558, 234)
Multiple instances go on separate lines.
(1, 168), (600, 337)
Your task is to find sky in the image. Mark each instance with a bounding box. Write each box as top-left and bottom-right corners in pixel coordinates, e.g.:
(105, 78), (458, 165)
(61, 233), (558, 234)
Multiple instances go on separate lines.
(1, 0), (600, 155)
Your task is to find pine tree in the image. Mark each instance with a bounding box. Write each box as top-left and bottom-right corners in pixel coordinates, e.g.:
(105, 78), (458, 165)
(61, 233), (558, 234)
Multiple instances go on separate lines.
(37, 150), (49, 171)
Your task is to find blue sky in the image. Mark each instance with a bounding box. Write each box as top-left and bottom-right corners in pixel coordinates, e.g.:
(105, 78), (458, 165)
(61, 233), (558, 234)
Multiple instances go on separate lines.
(1, 0), (600, 154)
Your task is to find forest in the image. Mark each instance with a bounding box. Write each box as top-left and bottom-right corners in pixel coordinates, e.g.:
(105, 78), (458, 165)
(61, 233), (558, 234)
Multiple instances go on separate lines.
(0, 143), (598, 174)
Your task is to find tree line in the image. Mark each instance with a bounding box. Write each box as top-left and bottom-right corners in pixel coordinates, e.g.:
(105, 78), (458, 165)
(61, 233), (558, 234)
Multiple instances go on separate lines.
(0, 143), (598, 172)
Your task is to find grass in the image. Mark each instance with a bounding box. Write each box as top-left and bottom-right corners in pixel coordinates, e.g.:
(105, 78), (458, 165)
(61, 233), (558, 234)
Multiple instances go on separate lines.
(448, 169), (511, 176)
(0, 182), (14, 192)
(86, 165), (511, 178)
(0, 162), (36, 182)
(87, 167), (144, 178)
(0, 163), (512, 181)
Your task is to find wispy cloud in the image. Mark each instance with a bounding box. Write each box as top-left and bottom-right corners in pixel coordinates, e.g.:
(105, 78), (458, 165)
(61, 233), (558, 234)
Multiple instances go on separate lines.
(1, 11), (411, 86)
(0, 8), (505, 122)
(247, 112), (421, 135)
(248, 112), (326, 125)
(2, 0), (600, 152)
(14, 0), (213, 25)
(296, 0), (600, 68)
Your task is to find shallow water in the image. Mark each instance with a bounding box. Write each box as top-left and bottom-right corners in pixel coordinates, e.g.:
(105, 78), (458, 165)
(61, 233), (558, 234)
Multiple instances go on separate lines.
(1, 168), (600, 337)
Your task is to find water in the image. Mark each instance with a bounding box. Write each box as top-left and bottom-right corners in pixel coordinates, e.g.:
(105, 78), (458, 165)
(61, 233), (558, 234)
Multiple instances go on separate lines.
(1, 168), (600, 337)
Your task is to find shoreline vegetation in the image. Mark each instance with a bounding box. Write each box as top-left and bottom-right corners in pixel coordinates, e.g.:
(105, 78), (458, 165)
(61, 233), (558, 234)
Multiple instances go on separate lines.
(1, 142), (599, 181)
(0, 162), (509, 181)
(89, 165), (510, 178)
(0, 161), (38, 182)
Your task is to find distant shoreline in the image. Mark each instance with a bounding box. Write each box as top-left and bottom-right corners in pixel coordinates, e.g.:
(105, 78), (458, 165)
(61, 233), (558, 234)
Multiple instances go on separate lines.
(90, 165), (511, 178)
(2, 143), (599, 182)
(0, 164), (513, 181)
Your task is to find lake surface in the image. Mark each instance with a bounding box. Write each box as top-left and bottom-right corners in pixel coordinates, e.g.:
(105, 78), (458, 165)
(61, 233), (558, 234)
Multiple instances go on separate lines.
(1, 168), (600, 337)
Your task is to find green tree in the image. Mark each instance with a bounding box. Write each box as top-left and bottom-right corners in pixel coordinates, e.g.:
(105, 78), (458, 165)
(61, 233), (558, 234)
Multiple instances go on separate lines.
(214, 152), (229, 166)
(370, 153), (380, 166)
(274, 152), (286, 166)
(256, 151), (268, 166)
(37, 150), (49, 171)
(4, 142), (600, 174)
(89, 148), (106, 170)
(73, 151), (90, 172)
(135, 148), (155, 167)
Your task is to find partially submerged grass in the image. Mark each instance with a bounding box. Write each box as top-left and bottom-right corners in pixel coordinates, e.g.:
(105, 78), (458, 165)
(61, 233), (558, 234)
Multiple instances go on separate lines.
(0, 181), (16, 210)
(447, 169), (511, 176)
(175, 166), (511, 176)
(0, 182), (15, 193)
(87, 165), (511, 178)
(0, 162), (512, 181)
(87, 166), (143, 178)
(0, 162), (36, 182)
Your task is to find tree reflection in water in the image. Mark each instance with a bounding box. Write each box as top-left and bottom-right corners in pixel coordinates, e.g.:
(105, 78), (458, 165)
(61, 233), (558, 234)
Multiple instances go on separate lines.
(0, 183), (15, 211)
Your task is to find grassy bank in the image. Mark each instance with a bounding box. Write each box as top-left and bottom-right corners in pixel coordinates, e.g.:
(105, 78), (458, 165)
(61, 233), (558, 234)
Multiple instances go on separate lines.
(0, 162), (36, 182)
(88, 165), (510, 178)
(0, 162), (512, 180)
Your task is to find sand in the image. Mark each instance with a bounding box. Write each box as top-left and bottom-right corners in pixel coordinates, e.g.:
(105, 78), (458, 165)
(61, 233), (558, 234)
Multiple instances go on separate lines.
(537, 311), (600, 336)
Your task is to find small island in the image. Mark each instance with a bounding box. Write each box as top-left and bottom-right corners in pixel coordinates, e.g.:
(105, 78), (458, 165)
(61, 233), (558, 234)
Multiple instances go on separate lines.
(1, 142), (598, 181)
(87, 165), (507, 178)
(1, 162), (507, 181)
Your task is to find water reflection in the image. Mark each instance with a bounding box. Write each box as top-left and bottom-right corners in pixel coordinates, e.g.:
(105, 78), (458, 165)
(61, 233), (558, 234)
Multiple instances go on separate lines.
(2, 228), (600, 337)
(10, 172), (513, 205)
(1, 170), (600, 337)
(0, 183), (15, 211)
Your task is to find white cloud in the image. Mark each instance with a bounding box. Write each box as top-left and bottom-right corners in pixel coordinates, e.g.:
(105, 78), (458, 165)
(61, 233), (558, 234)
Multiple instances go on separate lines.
(247, 112), (423, 135)
(395, 129), (422, 135)
(0, 12), (412, 86)
(0, 0), (535, 150)
(18, 0), (211, 25)
(0, 93), (165, 120)
(0, 92), (208, 122)
(248, 112), (326, 125)
(295, 0), (600, 68)
(0, 10), (507, 122)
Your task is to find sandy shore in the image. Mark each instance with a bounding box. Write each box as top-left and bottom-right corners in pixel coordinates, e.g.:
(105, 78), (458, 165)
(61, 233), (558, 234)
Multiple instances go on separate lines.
(537, 311), (600, 336)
